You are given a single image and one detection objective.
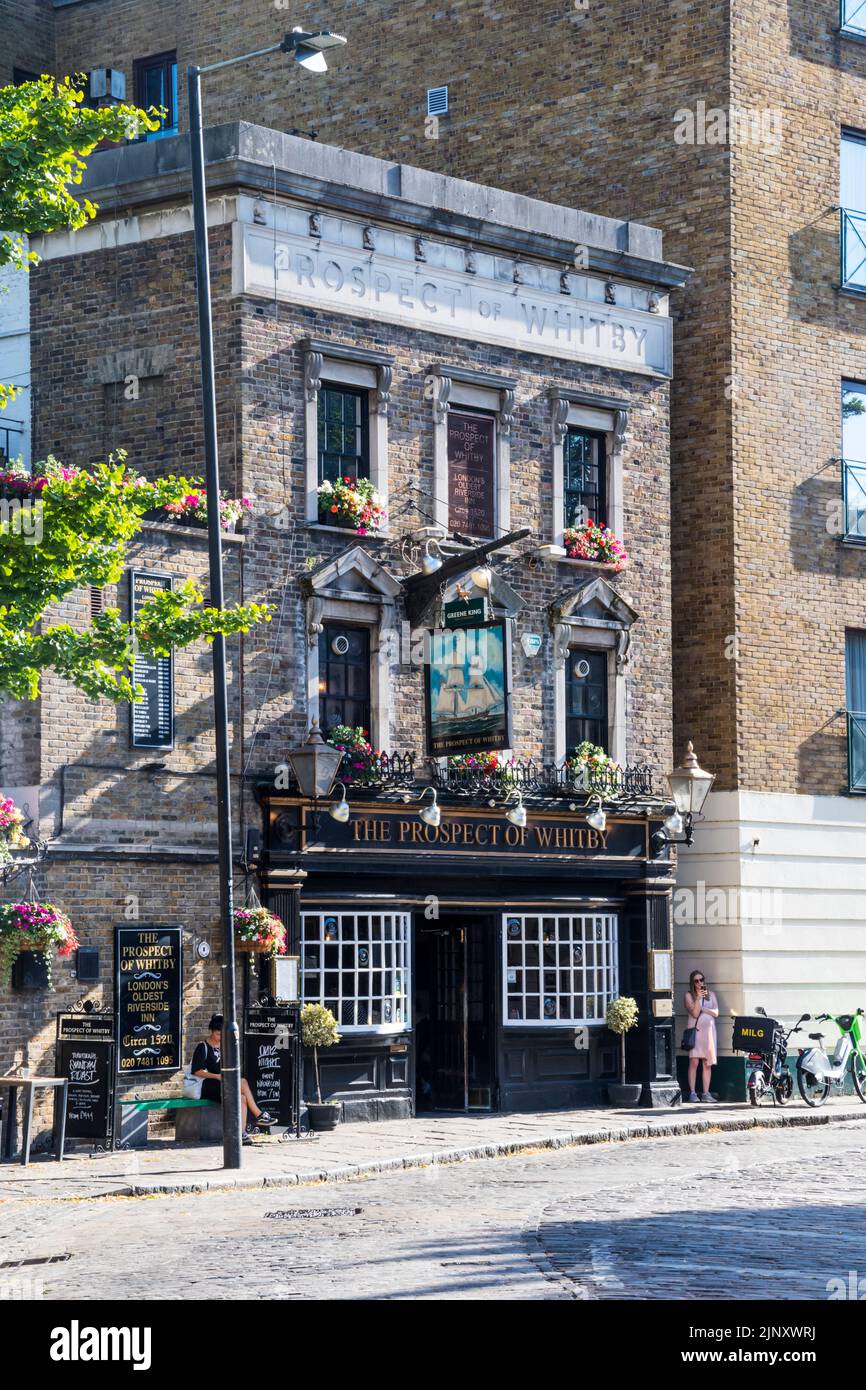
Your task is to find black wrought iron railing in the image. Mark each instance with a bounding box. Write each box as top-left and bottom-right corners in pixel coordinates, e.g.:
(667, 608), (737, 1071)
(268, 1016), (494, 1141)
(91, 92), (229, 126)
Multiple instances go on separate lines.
(848, 712), (866, 792)
(841, 0), (866, 38)
(0, 419), (25, 468)
(336, 749), (417, 791)
(430, 759), (656, 801)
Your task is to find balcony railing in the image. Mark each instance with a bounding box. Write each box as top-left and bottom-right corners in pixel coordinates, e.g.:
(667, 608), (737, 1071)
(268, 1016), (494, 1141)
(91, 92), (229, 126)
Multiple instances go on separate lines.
(849, 712), (866, 792)
(430, 759), (656, 802)
(841, 459), (866, 542)
(841, 0), (866, 38)
(841, 208), (866, 290)
(0, 419), (25, 468)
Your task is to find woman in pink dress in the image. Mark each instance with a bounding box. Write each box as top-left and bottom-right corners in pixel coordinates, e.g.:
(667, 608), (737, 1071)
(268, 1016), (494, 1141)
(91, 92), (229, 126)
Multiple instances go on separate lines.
(684, 969), (718, 1103)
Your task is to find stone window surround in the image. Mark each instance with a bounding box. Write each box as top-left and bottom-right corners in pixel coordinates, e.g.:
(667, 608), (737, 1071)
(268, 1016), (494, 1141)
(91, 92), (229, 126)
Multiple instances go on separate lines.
(550, 579), (638, 767)
(304, 547), (402, 750)
(301, 338), (393, 526)
(549, 389), (629, 547)
(429, 364), (516, 537)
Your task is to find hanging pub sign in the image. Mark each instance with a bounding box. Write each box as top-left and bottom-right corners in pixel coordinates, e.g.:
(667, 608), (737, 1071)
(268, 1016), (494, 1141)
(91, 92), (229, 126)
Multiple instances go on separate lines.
(443, 595), (487, 629)
(447, 410), (495, 537)
(129, 570), (174, 749)
(115, 925), (183, 1074)
(56, 1011), (114, 1142)
(425, 620), (511, 756)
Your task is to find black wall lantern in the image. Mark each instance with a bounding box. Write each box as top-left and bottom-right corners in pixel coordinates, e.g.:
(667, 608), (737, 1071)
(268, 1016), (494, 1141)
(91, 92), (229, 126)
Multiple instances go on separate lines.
(652, 741), (715, 850)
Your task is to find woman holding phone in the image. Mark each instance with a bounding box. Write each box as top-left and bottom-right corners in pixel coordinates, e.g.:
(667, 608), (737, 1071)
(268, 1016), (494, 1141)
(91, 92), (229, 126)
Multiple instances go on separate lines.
(684, 969), (719, 1103)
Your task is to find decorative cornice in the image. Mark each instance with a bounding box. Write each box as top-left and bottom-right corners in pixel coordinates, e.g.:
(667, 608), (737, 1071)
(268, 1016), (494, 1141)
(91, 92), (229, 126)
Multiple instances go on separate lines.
(375, 364), (393, 416)
(298, 338), (394, 369)
(303, 348), (323, 403)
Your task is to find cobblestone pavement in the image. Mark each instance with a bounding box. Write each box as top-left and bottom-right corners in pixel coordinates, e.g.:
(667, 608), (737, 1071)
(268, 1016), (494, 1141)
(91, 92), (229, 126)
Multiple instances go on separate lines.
(0, 1097), (861, 1199)
(0, 1118), (863, 1300)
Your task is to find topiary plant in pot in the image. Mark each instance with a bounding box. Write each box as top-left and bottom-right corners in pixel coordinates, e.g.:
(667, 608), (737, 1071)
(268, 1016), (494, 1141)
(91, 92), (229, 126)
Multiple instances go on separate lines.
(301, 1002), (342, 1130)
(605, 995), (643, 1107)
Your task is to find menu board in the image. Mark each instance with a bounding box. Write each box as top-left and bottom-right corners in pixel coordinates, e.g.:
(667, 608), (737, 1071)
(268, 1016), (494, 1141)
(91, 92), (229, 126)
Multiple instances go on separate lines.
(244, 1004), (299, 1128)
(116, 925), (183, 1074)
(448, 411), (495, 537)
(57, 1013), (114, 1141)
(130, 570), (174, 749)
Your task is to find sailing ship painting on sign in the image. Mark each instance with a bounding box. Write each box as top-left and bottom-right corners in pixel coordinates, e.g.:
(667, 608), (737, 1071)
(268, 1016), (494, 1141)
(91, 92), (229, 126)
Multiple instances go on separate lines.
(426, 622), (511, 756)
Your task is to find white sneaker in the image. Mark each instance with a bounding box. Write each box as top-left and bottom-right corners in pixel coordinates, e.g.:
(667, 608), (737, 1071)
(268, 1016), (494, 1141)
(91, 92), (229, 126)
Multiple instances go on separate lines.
(701, 1092), (717, 1103)
(688, 1091), (700, 1102)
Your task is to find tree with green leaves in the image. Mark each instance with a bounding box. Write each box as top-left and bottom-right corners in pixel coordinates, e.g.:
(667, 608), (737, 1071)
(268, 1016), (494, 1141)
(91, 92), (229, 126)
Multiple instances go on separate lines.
(0, 74), (160, 408)
(0, 78), (270, 701)
(0, 458), (270, 701)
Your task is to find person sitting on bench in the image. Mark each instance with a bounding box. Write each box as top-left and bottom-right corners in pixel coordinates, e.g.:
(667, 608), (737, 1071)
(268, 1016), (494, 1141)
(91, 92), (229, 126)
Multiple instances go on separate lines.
(191, 1014), (275, 1138)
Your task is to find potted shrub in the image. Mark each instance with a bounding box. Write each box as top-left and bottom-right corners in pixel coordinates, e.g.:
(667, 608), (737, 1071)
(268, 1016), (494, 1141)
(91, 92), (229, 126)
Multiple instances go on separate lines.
(301, 1002), (342, 1130)
(0, 902), (79, 987)
(563, 741), (619, 794)
(605, 995), (643, 1106)
(562, 520), (629, 571)
(325, 725), (383, 787)
(232, 906), (286, 955)
(317, 476), (386, 535)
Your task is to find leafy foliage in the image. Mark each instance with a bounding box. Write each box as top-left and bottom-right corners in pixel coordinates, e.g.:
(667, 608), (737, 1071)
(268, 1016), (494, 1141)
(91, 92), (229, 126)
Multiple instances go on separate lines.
(0, 74), (158, 274)
(0, 456), (271, 700)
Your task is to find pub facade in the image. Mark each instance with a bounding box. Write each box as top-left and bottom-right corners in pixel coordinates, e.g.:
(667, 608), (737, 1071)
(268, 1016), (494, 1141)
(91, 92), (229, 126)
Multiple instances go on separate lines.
(1, 122), (689, 1129)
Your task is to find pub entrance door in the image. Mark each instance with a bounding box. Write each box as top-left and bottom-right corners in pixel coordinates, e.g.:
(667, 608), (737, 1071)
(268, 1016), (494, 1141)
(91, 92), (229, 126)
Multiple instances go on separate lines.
(415, 917), (496, 1112)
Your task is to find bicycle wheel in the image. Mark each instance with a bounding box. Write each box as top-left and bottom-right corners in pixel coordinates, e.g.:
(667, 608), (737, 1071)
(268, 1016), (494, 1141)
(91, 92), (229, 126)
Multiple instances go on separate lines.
(852, 1051), (866, 1103)
(797, 1067), (830, 1107)
(774, 1072), (793, 1106)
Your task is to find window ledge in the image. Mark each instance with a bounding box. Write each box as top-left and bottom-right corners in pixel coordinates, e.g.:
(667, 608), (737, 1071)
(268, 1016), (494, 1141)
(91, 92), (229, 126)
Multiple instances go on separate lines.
(141, 519), (245, 545)
(838, 283), (866, 300)
(836, 25), (866, 45)
(841, 536), (866, 548)
(307, 522), (391, 540)
(556, 556), (628, 574)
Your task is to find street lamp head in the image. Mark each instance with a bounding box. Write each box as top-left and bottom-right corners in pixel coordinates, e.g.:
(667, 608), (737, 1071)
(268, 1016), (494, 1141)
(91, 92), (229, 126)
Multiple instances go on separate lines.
(667, 741), (715, 819)
(287, 722), (344, 800)
(281, 28), (347, 72)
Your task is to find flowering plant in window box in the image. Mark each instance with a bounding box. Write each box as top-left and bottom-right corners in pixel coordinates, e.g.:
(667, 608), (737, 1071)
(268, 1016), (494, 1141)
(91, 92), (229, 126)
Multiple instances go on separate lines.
(162, 490), (252, 532)
(317, 476), (386, 535)
(0, 902), (79, 987)
(0, 797), (29, 861)
(446, 751), (502, 774)
(563, 741), (619, 794)
(0, 459), (78, 499)
(326, 725), (384, 786)
(562, 521), (628, 571)
(232, 906), (286, 956)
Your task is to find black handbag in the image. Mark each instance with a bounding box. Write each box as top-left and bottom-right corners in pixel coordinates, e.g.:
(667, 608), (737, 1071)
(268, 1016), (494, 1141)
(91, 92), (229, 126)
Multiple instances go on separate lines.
(680, 1001), (701, 1051)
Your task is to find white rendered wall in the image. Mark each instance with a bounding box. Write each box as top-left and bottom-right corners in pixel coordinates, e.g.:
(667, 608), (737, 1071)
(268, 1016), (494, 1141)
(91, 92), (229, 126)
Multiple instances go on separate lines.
(674, 790), (866, 1050)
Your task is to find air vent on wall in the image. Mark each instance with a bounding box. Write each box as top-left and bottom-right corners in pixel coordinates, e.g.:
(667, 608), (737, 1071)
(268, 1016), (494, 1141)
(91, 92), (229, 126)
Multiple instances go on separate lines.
(426, 85), (448, 117)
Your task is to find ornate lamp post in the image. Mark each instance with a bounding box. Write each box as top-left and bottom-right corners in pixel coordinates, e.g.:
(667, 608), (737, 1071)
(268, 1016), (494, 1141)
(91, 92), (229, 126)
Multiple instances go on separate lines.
(653, 742), (716, 849)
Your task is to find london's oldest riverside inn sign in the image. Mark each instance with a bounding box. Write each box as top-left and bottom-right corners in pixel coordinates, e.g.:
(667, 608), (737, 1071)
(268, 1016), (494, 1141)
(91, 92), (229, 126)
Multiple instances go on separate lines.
(235, 202), (672, 377)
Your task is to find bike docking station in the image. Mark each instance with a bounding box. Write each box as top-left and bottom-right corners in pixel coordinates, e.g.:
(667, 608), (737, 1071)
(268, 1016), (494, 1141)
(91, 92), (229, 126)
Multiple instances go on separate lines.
(733, 1007), (866, 1109)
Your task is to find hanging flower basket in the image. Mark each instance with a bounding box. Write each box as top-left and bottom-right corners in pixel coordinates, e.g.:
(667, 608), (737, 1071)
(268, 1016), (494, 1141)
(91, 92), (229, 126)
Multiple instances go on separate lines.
(232, 906), (286, 957)
(317, 476), (386, 535)
(563, 742), (620, 794)
(0, 902), (79, 987)
(562, 521), (629, 571)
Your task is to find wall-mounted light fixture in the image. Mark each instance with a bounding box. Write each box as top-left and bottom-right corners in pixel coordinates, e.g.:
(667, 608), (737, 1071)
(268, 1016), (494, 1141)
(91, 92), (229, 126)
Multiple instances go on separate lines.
(328, 782), (350, 823)
(504, 790), (526, 828)
(586, 798), (607, 833)
(652, 742), (715, 850)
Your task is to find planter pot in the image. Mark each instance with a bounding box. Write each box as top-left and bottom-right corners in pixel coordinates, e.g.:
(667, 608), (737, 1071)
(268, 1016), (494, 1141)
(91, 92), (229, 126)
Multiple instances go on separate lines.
(607, 1082), (643, 1108)
(560, 557), (626, 573)
(306, 1101), (341, 1131)
(235, 939), (271, 954)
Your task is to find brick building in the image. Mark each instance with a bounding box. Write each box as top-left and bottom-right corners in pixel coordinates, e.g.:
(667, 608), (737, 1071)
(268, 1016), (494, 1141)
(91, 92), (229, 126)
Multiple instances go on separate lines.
(0, 94), (690, 1127)
(5, 0), (852, 1089)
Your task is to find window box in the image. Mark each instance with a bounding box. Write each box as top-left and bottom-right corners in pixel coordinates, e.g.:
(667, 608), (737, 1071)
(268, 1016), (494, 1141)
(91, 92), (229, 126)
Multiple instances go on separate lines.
(556, 556), (626, 574)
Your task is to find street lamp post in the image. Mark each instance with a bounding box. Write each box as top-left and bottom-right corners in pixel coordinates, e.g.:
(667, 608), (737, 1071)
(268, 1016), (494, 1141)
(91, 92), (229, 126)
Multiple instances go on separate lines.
(187, 27), (346, 1169)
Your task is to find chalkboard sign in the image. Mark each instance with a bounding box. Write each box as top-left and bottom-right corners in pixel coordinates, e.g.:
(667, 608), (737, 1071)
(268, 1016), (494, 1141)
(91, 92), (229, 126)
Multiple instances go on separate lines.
(245, 1004), (299, 1129)
(116, 925), (183, 1074)
(56, 1013), (114, 1141)
(130, 570), (174, 749)
(447, 410), (495, 538)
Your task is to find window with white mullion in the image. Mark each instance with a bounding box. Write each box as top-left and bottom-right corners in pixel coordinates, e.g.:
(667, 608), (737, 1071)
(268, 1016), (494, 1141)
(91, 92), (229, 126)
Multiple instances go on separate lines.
(503, 912), (618, 1026)
(301, 911), (411, 1033)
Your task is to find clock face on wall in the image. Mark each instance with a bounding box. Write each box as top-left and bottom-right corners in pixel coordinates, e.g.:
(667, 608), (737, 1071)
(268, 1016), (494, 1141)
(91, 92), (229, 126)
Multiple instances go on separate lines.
(196, 940), (211, 960)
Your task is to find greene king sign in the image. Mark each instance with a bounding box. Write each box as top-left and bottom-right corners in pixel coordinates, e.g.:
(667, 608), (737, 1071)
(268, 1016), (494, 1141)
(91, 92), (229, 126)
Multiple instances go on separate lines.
(237, 222), (672, 377)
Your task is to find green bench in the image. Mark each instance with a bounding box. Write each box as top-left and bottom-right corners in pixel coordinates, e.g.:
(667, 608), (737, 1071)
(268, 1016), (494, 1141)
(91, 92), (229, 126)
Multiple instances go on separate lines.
(117, 1095), (220, 1147)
